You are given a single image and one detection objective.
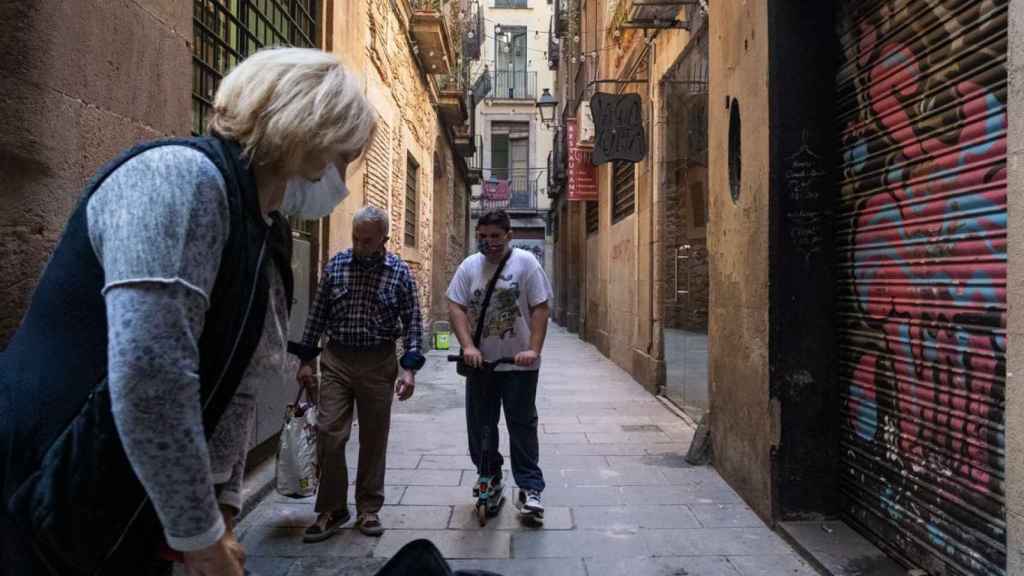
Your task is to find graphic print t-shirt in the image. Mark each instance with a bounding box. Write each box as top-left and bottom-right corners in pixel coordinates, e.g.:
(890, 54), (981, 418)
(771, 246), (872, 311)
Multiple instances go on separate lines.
(446, 248), (553, 372)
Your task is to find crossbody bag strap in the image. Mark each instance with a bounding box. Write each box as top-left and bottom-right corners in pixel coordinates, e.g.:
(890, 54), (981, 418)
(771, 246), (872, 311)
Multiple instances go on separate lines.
(472, 249), (514, 346)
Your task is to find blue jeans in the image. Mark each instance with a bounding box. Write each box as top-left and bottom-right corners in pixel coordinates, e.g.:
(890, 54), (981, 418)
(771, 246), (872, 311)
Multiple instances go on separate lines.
(465, 370), (545, 492)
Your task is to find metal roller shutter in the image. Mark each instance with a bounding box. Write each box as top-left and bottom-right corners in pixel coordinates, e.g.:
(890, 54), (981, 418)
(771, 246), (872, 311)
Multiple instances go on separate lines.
(834, 0), (1008, 573)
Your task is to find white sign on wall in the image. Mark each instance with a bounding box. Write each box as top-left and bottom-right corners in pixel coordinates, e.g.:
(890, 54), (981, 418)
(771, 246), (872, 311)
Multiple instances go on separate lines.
(577, 100), (596, 146)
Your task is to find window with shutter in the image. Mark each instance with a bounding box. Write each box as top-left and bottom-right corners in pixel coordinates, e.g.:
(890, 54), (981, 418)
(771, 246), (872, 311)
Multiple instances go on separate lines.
(405, 155), (419, 247)
(611, 161), (635, 224)
(586, 201), (598, 235)
(363, 118), (391, 210)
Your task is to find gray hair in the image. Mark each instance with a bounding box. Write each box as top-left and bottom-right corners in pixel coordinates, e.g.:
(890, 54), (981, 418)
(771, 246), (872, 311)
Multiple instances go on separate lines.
(353, 205), (389, 236)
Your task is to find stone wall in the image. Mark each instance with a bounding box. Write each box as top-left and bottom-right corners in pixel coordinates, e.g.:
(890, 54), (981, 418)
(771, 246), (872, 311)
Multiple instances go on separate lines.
(354, 0), (476, 342)
(0, 0), (192, 345)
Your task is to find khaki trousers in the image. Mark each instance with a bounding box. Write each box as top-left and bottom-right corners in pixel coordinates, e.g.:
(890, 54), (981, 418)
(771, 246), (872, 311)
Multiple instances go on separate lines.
(314, 343), (398, 515)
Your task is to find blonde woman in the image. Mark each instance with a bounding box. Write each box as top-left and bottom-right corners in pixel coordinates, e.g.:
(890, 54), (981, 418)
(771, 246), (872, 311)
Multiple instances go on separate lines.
(0, 48), (376, 576)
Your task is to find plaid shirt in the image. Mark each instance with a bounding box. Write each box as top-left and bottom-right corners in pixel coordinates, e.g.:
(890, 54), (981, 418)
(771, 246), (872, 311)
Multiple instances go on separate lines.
(295, 250), (424, 369)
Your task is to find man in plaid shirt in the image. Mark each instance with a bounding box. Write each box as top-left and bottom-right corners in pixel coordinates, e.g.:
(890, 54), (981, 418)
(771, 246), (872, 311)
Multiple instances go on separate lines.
(292, 205), (425, 541)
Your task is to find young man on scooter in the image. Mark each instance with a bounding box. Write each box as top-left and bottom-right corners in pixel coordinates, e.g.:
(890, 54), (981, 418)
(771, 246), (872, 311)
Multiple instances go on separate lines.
(446, 209), (552, 521)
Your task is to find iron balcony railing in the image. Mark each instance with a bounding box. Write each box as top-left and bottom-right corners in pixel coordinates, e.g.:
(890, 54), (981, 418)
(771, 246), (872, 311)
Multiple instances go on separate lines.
(467, 135), (484, 171)
(548, 15), (559, 69)
(476, 174), (540, 211)
(494, 0), (528, 8)
(434, 62), (465, 92)
(489, 70), (537, 100)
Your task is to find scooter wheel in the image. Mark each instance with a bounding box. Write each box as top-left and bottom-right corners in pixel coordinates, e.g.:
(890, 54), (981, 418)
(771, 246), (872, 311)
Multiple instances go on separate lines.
(477, 503), (488, 526)
(487, 496), (504, 517)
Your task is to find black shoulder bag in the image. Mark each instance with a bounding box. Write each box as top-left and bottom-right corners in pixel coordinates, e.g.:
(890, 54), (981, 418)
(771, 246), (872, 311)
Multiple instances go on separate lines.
(456, 249), (513, 377)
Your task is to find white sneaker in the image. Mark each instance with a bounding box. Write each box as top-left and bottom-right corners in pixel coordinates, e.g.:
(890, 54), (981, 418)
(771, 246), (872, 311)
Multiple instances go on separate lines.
(517, 489), (544, 518)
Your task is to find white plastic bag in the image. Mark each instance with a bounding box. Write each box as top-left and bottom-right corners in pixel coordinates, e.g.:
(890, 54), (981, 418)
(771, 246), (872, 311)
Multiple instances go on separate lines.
(275, 388), (319, 498)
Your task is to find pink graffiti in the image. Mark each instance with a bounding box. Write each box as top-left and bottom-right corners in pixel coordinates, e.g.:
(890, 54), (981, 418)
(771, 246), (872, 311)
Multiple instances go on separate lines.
(850, 34), (1007, 502)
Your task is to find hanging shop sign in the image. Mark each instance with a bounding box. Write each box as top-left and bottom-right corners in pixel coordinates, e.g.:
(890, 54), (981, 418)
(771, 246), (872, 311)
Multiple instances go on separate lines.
(590, 92), (646, 165)
(567, 118), (597, 201)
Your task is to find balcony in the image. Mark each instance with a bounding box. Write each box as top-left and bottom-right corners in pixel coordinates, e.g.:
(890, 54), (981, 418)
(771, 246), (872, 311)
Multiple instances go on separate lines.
(554, 0), (567, 36)
(434, 71), (468, 126)
(494, 0), (528, 8)
(455, 126), (479, 156)
(473, 174), (540, 214)
(487, 71), (537, 101)
(410, 0), (456, 74)
(464, 135), (483, 183)
(462, 1), (483, 60)
(548, 15), (559, 70)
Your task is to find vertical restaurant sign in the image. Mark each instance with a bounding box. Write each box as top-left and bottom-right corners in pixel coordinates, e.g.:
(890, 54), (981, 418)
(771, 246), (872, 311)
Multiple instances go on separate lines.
(567, 118), (597, 201)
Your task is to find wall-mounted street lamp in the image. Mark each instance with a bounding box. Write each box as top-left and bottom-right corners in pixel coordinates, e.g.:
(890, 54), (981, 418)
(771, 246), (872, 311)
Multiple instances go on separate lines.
(536, 88), (558, 125)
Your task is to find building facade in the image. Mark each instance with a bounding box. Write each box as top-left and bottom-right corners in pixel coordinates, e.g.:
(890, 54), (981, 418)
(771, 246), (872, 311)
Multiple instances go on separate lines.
(325, 0), (478, 337)
(549, 0), (709, 401)
(469, 0), (556, 276)
(550, 0), (1022, 573)
(0, 0), (474, 456)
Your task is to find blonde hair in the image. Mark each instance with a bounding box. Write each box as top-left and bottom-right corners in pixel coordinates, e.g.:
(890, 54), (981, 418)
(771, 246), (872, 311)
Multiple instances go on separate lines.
(209, 47), (377, 172)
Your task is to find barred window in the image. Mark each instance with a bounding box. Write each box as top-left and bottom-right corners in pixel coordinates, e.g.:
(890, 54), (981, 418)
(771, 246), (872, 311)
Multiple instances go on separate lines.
(192, 0), (319, 136)
(612, 160), (635, 224)
(192, 1), (319, 236)
(586, 201), (598, 235)
(405, 155), (419, 247)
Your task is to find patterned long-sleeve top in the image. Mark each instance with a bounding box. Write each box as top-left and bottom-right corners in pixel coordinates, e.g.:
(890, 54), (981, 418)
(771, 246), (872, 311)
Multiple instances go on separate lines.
(294, 250), (425, 370)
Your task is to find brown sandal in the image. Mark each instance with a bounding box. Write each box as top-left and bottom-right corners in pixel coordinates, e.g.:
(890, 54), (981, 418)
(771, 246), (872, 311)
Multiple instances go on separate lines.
(303, 509), (351, 543)
(356, 512), (384, 536)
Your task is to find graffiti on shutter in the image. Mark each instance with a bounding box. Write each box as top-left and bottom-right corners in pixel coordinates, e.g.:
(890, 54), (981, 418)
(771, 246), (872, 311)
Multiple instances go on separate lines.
(835, 1), (1008, 574)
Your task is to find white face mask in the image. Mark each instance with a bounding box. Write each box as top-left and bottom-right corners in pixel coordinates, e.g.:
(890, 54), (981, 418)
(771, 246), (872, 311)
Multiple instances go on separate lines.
(280, 162), (349, 219)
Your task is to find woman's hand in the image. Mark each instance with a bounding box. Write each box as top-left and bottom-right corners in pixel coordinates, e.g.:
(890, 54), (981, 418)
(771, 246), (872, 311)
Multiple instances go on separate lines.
(182, 530), (245, 576)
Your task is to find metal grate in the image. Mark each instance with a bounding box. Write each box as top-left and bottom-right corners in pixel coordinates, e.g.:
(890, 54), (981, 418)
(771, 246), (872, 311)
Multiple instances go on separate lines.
(611, 160), (635, 223)
(192, 0), (319, 136)
(585, 200), (598, 235)
(834, 1), (1008, 573)
(192, 0), (319, 237)
(405, 155), (419, 247)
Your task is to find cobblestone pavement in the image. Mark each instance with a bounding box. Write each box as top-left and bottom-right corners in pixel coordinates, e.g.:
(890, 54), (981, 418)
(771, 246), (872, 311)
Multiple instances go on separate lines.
(237, 325), (817, 576)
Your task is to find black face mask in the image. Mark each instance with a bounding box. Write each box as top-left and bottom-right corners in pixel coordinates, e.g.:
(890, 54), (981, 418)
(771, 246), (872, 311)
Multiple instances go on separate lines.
(478, 240), (506, 257)
(353, 250), (385, 269)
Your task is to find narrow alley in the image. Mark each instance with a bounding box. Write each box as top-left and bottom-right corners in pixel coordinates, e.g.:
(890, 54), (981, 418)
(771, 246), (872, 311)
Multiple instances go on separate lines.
(237, 326), (815, 576)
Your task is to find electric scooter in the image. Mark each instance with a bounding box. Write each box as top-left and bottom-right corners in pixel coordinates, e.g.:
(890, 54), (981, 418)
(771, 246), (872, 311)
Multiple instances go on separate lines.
(448, 354), (516, 526)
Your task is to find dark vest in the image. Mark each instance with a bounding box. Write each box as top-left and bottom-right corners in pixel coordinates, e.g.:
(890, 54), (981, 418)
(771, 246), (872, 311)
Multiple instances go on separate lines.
(0, 136), (293, 574)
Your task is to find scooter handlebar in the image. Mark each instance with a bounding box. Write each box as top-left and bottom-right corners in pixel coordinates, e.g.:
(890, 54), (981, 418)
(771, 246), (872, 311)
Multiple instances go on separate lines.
(447, 355), (517, 368)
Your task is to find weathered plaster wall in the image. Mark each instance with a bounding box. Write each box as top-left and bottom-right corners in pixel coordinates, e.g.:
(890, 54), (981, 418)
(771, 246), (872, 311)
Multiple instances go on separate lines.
(1006, 0), (1023, 571)
(606, 214), (636, 370)
(0, 0), (192, 345)
(707, 0), (774, 522)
